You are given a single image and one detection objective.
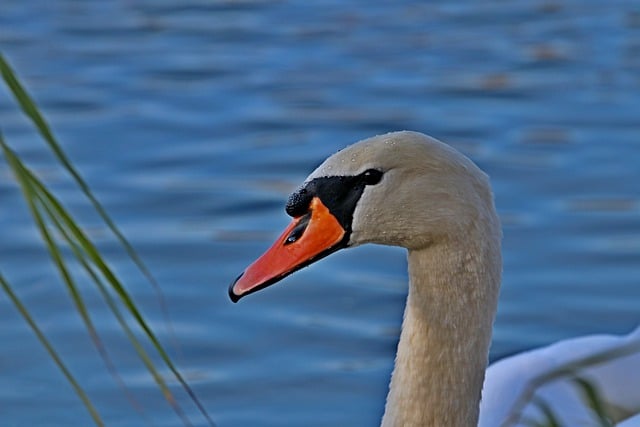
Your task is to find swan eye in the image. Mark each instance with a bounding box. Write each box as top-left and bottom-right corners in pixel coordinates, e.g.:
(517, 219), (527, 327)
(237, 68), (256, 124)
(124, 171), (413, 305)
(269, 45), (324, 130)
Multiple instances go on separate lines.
(362, 169), (383, 186)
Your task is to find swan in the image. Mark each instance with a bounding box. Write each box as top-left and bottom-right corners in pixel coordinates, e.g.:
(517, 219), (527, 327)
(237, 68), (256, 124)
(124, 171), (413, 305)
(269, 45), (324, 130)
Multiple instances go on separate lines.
(228, 131), (640, 426)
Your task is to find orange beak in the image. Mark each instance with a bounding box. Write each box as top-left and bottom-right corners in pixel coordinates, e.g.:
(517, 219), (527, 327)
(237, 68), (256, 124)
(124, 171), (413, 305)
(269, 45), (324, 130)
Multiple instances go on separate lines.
(229, 197), (346, 302)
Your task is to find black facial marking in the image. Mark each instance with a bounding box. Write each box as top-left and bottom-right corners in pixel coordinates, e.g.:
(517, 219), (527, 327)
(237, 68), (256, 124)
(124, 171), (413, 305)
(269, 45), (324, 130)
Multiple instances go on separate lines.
(285, 168), (384, 239)
(285, 187), (312, 217)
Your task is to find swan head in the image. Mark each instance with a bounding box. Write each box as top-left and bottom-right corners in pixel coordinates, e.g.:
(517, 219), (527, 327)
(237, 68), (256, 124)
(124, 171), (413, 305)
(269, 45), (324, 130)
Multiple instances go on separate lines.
(229, 131), (498, 302)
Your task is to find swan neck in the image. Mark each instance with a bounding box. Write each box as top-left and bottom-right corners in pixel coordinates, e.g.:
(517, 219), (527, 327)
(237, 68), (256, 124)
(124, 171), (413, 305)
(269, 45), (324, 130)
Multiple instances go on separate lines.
(381, 237), (501, 427)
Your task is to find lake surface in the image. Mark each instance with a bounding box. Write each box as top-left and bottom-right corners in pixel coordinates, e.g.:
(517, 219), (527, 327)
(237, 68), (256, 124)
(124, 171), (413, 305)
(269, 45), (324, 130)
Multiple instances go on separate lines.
(1, 1), (639, 426)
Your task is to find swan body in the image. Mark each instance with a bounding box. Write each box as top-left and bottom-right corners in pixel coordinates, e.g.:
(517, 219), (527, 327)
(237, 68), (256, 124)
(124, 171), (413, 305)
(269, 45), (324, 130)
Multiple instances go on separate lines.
(480, 326), (640, 427)
(229, 131), (640, 426)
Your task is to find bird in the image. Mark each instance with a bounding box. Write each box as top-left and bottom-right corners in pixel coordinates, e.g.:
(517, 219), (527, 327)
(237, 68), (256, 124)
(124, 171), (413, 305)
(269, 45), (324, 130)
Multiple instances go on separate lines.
(229, 131), (640, 427)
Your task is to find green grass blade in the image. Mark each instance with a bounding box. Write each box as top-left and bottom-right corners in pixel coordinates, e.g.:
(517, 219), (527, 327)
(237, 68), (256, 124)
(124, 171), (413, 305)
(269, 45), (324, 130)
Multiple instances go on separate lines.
(3, 140), (98, 338)
(2, 139), (121, 417)
(0, 52), (168, 320)
(3, 138), (214, 426)
(0, 272), (104, 426)
(2, 139), (194, 425)
(500, 336), (640, 427)
(1, 55), (214, 426)
(573, 377), (613, 427)
(532, 397), (564, 427)
(4, 137), (169, 425)
(522, 416), (551, 427)
(38, 174), (215, 426)
(39, 190), (192, 427)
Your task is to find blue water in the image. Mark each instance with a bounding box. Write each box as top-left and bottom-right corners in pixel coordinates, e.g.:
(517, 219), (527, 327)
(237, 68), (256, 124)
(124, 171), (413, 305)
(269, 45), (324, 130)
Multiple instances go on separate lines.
(1, 1), (639, 426)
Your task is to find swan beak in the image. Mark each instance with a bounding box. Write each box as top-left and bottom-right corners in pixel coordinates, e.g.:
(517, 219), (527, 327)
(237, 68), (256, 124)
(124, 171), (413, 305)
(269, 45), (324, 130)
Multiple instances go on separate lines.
(229, 197), (346, 302)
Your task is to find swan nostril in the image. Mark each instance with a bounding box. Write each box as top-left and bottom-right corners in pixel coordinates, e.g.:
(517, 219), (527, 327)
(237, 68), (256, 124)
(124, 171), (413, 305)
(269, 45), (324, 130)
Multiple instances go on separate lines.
(285, 229), (303, 244)
(284, 213), (311, 245)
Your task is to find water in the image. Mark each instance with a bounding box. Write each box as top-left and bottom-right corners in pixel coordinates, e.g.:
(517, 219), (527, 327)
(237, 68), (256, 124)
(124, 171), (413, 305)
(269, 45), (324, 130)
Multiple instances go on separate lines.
(1, 1), (639, 425)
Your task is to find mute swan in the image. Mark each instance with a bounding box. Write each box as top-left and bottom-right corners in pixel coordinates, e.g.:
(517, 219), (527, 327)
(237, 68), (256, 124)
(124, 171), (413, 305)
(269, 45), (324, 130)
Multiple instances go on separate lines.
(229, 131), (640, 426)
